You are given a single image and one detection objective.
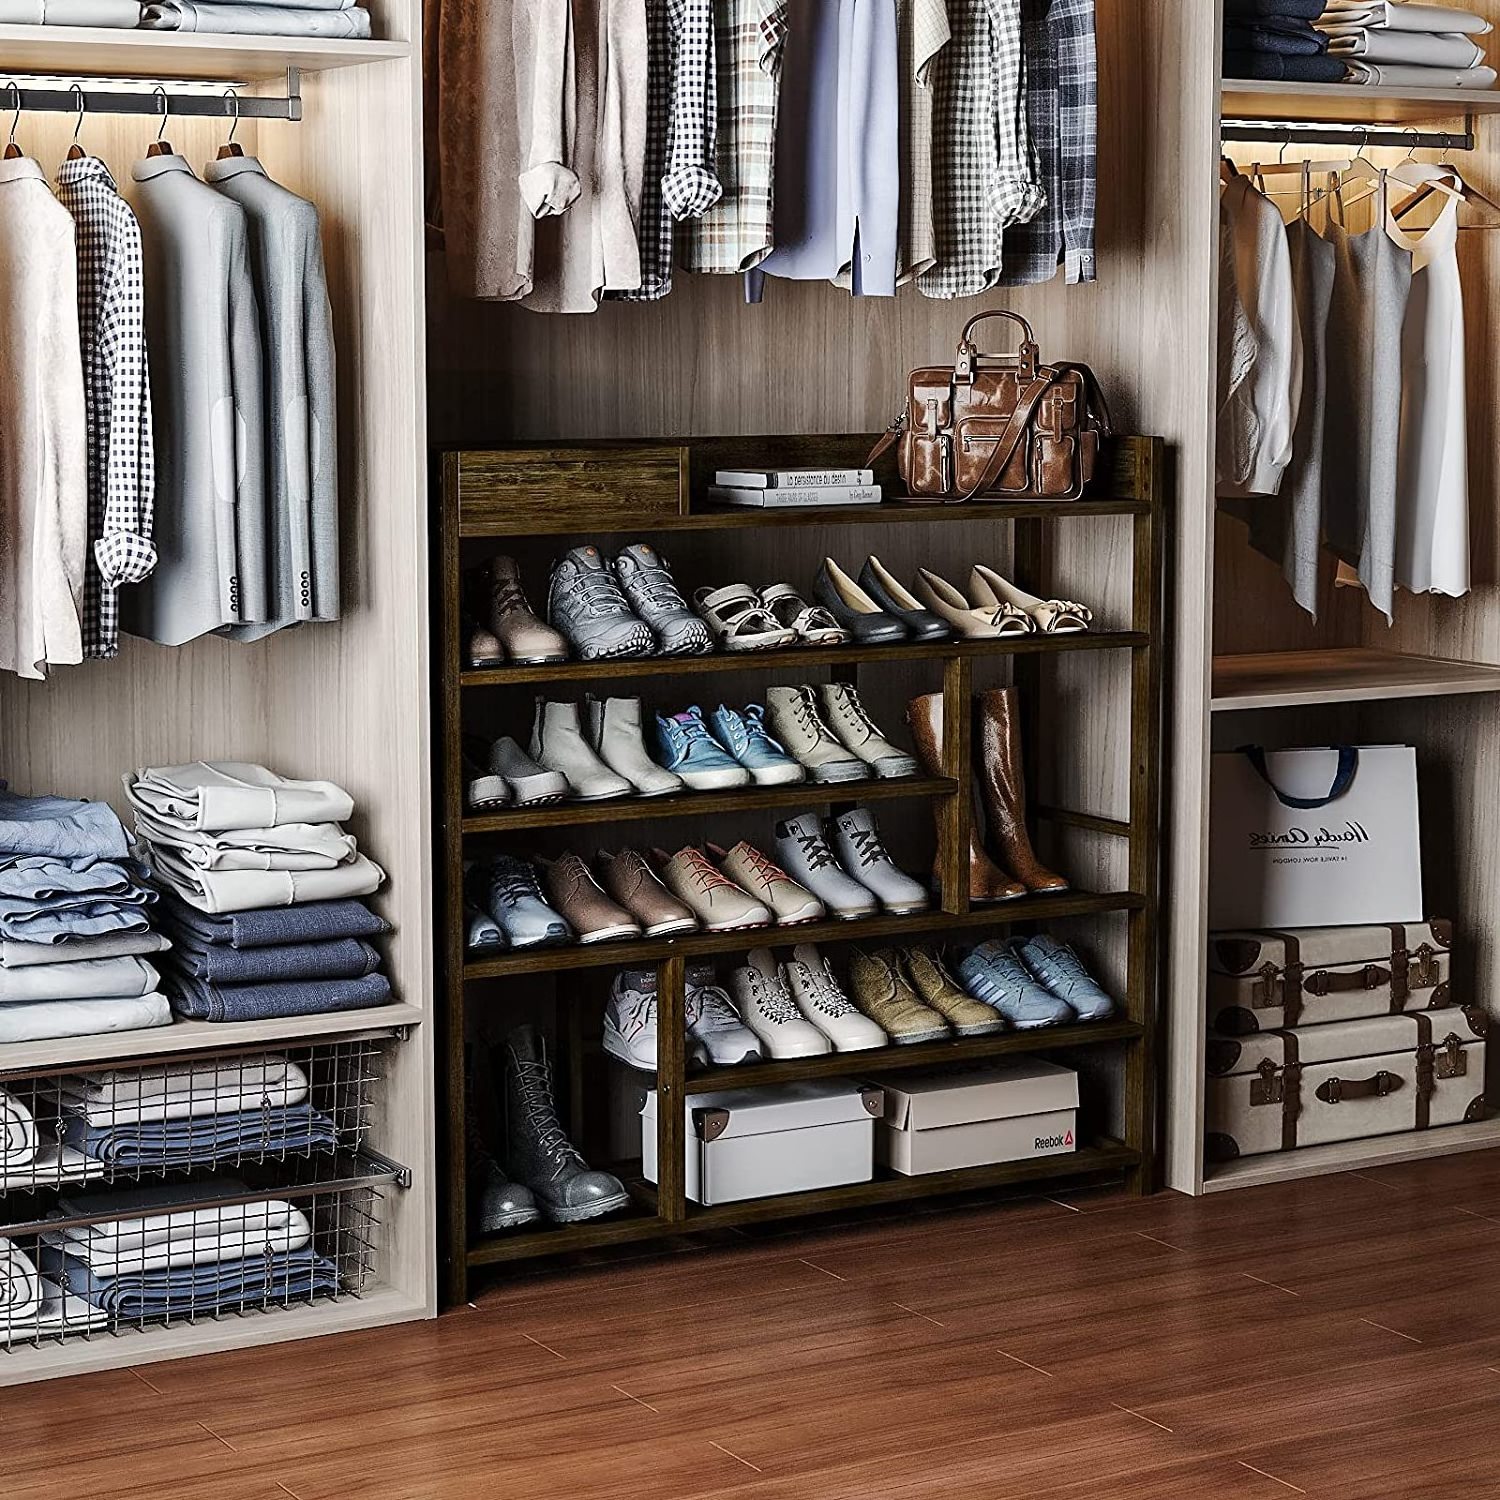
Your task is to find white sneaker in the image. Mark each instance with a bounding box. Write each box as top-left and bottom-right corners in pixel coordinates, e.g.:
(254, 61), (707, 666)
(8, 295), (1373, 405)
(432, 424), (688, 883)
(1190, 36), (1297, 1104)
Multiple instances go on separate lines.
(603, 968), (658, 1070)
(685, 963), (764, 1066)
(785, 944), (887, 1051)
(729, 949), (832, 1058)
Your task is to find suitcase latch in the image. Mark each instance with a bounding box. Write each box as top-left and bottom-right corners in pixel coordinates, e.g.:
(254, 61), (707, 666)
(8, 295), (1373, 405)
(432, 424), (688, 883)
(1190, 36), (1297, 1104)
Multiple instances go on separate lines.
(1250, 1058), (1284, 1106)
(1252, 962), (1281, 1008)
(1436, 1034), (1467, 1080)
(1411, 944), (1440, 989)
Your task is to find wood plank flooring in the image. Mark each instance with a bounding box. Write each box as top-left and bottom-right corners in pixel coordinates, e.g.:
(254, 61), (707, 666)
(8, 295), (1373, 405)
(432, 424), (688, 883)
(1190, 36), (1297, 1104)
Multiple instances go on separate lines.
(11, 1150), (1500, 1498)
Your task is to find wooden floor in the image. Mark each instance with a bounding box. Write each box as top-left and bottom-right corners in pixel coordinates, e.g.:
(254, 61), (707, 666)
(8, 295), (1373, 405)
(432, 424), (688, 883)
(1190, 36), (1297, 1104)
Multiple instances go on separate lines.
(12, 1151), (1500, 1498)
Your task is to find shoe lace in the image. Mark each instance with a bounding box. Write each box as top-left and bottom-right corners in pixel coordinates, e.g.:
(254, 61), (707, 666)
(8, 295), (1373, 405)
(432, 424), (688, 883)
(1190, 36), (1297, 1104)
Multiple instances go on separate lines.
(792, 960), (853, 1016)
(690, 983), (744, 1031)
(831, 687), (879, 740)
(844, 824), (888, 869)
(790, 828), (836, 872)
(514, 1058), (579, 1162)
(631, 559), (688, 612)
(575, 565), (631, 619)
(616, 985), (657, 1034)
(746, 968), (799, 1024)
(492, 865), (540, 908)
(742, 705), (785, 754)
(1028, 943), (1088, 994)
(492, 576), (528, 616)
(736, 844), (788, 889)
(683, 849), (735, 892)
(675, 711), (716, 746)
(791, 692), (837, 746)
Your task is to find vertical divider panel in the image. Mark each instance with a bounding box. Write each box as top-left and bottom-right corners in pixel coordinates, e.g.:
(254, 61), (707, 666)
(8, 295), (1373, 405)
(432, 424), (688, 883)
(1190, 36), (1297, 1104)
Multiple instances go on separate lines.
(939, 654), (973, 915)
(656, 954), (688, 1224)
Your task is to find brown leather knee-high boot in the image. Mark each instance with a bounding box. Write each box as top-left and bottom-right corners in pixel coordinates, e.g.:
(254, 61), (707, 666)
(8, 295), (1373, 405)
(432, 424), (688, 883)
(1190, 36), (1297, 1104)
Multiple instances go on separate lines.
(977, 687), (1069, 894)
(906, 691), (1026, 903)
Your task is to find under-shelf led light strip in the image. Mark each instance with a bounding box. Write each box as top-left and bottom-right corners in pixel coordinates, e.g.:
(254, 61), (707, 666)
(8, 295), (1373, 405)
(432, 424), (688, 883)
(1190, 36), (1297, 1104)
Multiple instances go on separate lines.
(0, 67), (301, 120)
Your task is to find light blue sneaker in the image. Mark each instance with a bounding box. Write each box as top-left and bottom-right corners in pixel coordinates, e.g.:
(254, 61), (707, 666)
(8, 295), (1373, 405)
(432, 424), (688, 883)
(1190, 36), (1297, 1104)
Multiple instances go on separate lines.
(1017, 935), (1116, 1021)
(955, 940), (1075, 1029)
(654, 707), (751, 792)
(708, 704), (807, 787)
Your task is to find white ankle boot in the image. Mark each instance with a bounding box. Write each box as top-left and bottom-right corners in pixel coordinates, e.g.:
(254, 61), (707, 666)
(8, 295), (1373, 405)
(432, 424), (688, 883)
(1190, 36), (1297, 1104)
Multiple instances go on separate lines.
(530, 699), (632, 801)
(585, 696), (684, 798)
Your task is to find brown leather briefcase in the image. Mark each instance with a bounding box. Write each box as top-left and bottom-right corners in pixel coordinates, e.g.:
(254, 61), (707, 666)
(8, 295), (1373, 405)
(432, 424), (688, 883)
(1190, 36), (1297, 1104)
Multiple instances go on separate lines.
(869, 309), (1111, 503)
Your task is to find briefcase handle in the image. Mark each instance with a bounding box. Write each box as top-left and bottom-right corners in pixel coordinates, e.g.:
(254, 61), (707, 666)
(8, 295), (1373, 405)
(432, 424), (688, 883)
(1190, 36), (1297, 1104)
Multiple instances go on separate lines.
(1315, 1071), (1404, 1105)
(956, 310), (1039, 383)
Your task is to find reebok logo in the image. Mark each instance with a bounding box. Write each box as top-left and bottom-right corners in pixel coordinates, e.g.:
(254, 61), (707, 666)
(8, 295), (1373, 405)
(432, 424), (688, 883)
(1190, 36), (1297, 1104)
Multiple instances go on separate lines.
(1035, 1133), (1071, 1150)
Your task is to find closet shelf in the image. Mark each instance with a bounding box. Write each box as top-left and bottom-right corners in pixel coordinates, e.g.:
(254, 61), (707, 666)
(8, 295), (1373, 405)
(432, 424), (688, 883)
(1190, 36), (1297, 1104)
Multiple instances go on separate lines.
(464, 890), (1145, 980)
(1221, 78), (1500, 127)
(1211, 648), (1500, 712)
(0, 25), (410, 82)
(461, 631), (1148, 688)
(683, 1019), (1144, 1095)
(0, 1003), (423, 1075)
(462, 774), (957, 835)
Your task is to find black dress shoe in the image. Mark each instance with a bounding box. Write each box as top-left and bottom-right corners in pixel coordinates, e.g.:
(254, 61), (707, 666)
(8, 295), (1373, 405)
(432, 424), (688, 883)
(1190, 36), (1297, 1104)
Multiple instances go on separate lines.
(813, 559), (909, 644)
(858, 556), (955, 643)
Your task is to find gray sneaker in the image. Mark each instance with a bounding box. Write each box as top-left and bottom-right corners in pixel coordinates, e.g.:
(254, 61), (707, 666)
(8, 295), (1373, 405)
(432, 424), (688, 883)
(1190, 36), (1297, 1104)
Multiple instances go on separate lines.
(503, 1025), (630, 1223)
(613, 543), (712, 657)
(476, 855), (571, 950)
(548, 545), (655, 661)
(956, 940), (1075, 1029)
(829, 808), (929, 916)
(774, 812), (879, 920)
(1016, 935), (1116, 1021)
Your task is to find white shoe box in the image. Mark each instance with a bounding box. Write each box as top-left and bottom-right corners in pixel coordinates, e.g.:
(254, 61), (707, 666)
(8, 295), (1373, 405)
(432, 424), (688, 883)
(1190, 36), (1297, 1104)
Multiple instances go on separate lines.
(877, 1060), (1080, 1176)
(642, 1080), (882, 1205)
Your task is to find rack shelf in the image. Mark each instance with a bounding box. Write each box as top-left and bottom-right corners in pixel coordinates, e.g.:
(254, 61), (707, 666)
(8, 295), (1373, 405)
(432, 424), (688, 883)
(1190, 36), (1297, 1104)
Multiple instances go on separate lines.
(463, 774), (955, 835)
(1221, 78), (1500, 127)
(0, 25), (410, 81)
(463, 890), (1146, 980)
(682, 1019), (1145, 1095)
(1211, 648), (1500, 712)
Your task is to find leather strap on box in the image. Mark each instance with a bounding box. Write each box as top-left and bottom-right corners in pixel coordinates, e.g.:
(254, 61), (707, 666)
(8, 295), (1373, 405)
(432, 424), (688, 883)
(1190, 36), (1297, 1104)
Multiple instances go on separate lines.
(1250, 1031), (1303, 1151)
(1258, 931), (1303, 1023)
(1388, 923), (1413, 1006)
(1413, 1011), (1433, 1130)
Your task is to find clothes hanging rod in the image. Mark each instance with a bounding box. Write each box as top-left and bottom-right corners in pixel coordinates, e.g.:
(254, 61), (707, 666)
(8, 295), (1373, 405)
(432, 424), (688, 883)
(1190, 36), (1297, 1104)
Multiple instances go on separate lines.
(0, 68), (301, 122)
(1221, 117), (1474, 152)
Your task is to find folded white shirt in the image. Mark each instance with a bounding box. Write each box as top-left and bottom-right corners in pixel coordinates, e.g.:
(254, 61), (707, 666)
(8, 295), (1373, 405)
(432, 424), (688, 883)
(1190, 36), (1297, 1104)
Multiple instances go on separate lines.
(149, 846), (386, 914)
(0, 1242), (42, 1325)
(1, 930), (171, 969)
(0, 0), (139, 23)
(52, 1198), (311, 1274)
(1322, 29), (1486, 65)
(126, 762), (356, 834)
(0, 1088), (37, 1167)
(0, 956), (158, 1005)
(133, 810), (359, 872)
(1319, 1), (1491, 34)
(60, 1055), (310, 1125)
(1342, 58), (1498, 82)
(0, 993), (173, 1045)
(0, 1141), (105, 1192)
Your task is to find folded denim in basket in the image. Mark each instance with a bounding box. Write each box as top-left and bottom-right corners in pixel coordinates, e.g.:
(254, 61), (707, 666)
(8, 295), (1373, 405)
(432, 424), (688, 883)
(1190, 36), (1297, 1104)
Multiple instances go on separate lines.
(164, 970), (392, 1022)
(157, 891), (389, 949)
(171, 936), (382, 985)
(60, 1104), (337, 1169)
(59, 1054), (310, 1125)
(39, 1247), (341, 1319)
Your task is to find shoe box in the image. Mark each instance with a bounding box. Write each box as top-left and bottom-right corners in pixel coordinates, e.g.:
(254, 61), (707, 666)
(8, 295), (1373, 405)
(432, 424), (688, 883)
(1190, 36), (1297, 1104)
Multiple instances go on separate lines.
(877, 1060), (1080, 1176)
(641, 1080), (882, 1205)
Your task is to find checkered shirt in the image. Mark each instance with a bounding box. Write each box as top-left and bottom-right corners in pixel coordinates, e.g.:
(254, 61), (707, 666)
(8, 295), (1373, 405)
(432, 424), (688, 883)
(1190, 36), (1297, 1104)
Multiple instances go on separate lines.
(1000, 0), (1096, 286)
(894, 0), (951, 283)
(679, 0), (788, 275)
(612, 0), (720, 302)
(919, 0), (1044, 300)
(55, 155), (156, 658)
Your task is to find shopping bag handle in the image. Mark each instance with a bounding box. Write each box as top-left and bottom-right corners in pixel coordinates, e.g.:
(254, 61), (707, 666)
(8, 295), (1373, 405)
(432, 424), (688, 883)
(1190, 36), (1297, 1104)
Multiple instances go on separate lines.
(1239, 746), (1359, 809)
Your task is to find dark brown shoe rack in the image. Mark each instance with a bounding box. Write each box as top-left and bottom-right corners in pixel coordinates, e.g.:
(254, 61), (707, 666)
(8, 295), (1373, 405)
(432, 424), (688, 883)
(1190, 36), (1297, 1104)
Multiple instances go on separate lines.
(434, 434), (1165, 1302)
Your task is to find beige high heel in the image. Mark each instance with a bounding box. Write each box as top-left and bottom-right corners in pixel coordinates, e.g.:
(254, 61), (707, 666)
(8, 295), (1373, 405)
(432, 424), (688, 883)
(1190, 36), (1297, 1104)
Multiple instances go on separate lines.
(912, 568), (1033, 638)
(969, 565), (1092, 635)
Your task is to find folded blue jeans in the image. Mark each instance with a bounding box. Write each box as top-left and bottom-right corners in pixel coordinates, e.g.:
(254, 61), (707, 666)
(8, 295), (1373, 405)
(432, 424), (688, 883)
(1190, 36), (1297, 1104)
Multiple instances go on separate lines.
(1224, 0), (1324, 17)
(0, 790), (130, 862)
(1223, 50), (1347, 80)
(62, 1104), (338, 1167)
(166, 970), (392, 1021)
(169, 936), (382, 984)
(157, 890), (389, 948)
(1224, 22), (1326, 54)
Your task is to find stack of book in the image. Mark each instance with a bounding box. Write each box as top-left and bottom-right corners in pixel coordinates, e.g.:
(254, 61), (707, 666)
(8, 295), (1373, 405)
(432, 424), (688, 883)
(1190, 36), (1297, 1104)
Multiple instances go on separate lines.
(709, 467), (882, 509)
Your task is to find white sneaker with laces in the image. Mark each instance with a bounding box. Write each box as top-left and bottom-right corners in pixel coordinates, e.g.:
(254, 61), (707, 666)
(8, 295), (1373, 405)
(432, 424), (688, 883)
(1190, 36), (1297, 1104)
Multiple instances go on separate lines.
(784, 944), (887, 1051)
(729, 949), (832, 1058)
(685, 963), (764, 1066)
(603, 968), (658, 1070)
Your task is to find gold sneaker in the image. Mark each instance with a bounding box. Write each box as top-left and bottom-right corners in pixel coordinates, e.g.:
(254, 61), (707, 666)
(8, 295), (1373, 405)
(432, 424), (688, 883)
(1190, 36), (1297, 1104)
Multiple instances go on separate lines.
(847, 948), (949, 1045)
(902, 946), (1006, 1035)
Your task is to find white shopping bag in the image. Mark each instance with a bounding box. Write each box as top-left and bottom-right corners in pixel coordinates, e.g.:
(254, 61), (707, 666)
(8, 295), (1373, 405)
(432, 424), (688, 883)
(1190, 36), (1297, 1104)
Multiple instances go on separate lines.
(1209, 746), (1424, 930)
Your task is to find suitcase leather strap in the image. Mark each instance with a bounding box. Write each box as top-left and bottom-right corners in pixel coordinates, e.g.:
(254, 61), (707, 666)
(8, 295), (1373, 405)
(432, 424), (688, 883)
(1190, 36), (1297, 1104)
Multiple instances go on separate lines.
(1304, 964), (1392, 998)
(1388, 924), (1414, 1006)
(1250, 1032), (1303, 1151)
(1316, 1071), (1404, 1105)
(1256, 932), (1303, 1024)
(1413, 1011), (1434, 1130)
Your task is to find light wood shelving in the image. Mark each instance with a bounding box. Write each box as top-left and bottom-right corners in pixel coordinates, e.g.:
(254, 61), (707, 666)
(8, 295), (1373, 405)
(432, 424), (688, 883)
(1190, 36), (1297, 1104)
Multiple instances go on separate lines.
(1221, 77), (1500, 127)
(1211, 648), (1500, 712)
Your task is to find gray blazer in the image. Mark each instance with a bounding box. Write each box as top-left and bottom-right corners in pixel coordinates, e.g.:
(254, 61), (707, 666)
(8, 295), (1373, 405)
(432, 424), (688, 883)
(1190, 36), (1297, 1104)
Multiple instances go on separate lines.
(123, 153), (268, 646)
(206, 155), (339, 635)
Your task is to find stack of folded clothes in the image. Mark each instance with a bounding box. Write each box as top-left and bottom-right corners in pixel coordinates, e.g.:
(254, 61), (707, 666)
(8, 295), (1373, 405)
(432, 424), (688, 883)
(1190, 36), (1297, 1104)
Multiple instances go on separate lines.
(1318, 0), (1496, 86)
(0, 1237), (108, 1343)
(138, 0), (370, 39)
(55, 1054), (337, 1170)
(37, 1181), (340, 1323)
(0, 1084), (104, 1190)
(126, 762), (393, 1023)
(0, 788), (171, 1044)
(1225, 0), (1346, 80)
(0, 0), (139, 25)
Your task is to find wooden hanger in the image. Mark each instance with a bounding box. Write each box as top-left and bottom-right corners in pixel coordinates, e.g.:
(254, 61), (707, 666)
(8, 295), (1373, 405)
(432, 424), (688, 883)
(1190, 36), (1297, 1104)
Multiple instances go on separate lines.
(216, 89), (243, 160)
(3, 83), (23, 160)
(65, 85), (87, 161)
(147, 86), (173, 158)
(1392, 164), (1500, 228)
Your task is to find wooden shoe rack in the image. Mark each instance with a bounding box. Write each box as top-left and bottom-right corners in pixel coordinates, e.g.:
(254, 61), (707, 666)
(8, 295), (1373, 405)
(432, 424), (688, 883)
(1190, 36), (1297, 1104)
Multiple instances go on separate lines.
(434, 434), (1165, 1302)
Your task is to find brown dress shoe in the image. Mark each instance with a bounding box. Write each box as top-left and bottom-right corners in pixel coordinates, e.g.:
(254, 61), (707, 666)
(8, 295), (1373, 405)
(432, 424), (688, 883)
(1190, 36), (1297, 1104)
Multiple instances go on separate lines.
(906, 691), (1025, 904)
(539, 854), (641, 944)
(597, 849), (697, 937)
(977, 687), (1069, 894)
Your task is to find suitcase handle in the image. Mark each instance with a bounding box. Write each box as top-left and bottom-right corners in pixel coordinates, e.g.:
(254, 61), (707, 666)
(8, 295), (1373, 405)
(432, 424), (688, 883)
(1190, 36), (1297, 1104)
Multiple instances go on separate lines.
(1239, 745), (1359, 809)
(1304, 964), (1390, 997)
(1315, 1071), (1403, 1105)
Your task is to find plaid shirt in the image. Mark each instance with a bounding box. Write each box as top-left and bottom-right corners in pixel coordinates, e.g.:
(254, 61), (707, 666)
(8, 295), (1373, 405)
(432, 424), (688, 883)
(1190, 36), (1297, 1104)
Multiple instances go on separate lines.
(613, 0), (720, 301)
(679, 0), (788, 274)
(1000, 0), (1096, 286)
(895, 0), (951, 283)
(55, 155), (156, 658)
(919, 0), (1044, 300)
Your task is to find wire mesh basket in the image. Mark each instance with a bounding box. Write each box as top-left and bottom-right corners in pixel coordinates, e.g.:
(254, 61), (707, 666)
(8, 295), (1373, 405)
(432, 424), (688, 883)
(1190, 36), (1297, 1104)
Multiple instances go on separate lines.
(0, 1036), (386, 1193)
(0, 1154), (398, 1351)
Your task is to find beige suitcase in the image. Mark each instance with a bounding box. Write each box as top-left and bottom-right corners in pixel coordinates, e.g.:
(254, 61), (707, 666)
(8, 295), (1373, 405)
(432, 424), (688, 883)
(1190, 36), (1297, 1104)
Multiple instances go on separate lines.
(1205, 1008), (1488, 1163)
(1207, 921), (1451, 1035)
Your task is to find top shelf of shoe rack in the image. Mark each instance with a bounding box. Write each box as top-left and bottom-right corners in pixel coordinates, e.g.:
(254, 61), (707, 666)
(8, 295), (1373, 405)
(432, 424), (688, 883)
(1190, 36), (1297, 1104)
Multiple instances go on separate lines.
(443, 435), (1158, 538)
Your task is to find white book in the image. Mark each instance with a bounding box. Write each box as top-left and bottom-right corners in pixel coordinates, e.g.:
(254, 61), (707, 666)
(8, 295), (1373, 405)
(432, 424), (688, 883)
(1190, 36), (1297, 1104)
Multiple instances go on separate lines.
(708, 484), (883, 509)
(714, 468), (875, 490)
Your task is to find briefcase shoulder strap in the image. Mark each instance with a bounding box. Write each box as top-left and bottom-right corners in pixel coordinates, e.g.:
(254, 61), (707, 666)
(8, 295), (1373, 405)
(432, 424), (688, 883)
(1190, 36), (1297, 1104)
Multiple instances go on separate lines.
(959, 374), (1055, 501)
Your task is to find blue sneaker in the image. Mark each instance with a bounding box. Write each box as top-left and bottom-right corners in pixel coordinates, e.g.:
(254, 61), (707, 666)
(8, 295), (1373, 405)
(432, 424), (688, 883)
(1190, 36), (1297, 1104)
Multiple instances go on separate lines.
(1017, 935), (1116, 1021)
(708, 704), (807, 787)
(955, 940), (1074, 1029)
(654, 707), (751, 792)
